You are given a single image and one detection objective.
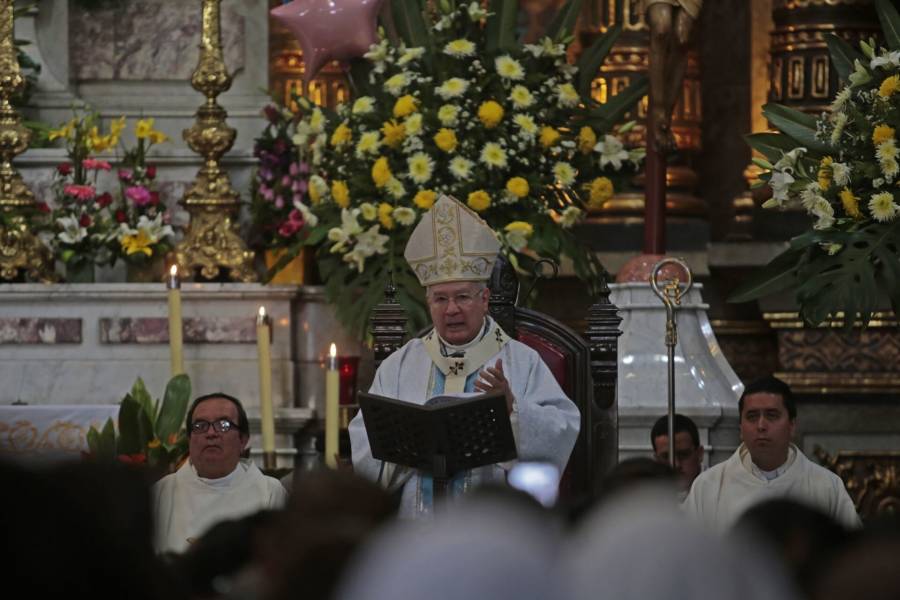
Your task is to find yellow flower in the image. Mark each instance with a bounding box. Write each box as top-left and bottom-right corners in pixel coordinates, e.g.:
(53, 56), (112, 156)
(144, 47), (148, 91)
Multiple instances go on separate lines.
(478, 101), (504, 129)
(393, 95), (418, 118)
(372, 157), (392, 187)
(414, 190), (436, 209)
(467, 190), (491, 212)
(135, 118), (155, 139)
(330, 121), (352, 147)
(331, 180), (350, 208)
(378, 202), (395, 229)
(506, 177), (529, 198)
(148, 129), (168, 144)
(873, 124), (895, 145)
(309, 175), (327, 204)
(586, 176), (614, 208)
(360, 202), (377, 220)
(48, 119), (76, 141)
(817, 156), (833, 191)
(121, 231), (153, 256)
(514, 114), (538, 137)
(381, 120), (406, 148)
(356, 131), (381, 156)
(89, 127), (111, 153)
(540, 126), (560, 148)
(505, 221), (534, 236)
(879, 74), (900, 98)
(384, 73), (408, 96)
(839, 187), (861, 219)
(434, 128), (458, 153)
(578, 127), (597, 154)
(553, 161), (577, 186)
(109, 116), (126, 145)
(147, 438), (161, 449)
(405, 113), (423, 137)
(352, 96), (375, 114)
(480, 142), (507, 169)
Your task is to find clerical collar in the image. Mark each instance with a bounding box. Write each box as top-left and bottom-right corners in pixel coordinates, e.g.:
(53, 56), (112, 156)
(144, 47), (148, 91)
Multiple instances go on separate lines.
(741, 444), (796, 482)
(192, 459), (245, 488)
(438, 317), (491, 357)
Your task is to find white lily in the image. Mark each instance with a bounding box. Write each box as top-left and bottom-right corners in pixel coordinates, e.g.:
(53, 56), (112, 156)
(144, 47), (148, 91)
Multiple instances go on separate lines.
(56, 216), (87, 244)
(594, 135), (629, 169)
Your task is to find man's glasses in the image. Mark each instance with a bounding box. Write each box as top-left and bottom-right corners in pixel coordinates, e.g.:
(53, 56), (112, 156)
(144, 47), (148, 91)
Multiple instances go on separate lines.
(428, 290), (484, 309)
(190, 418), (239, 435)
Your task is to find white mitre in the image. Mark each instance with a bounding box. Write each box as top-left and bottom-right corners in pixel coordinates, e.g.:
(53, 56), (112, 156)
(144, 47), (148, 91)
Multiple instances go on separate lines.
(404, 194), (500, 286)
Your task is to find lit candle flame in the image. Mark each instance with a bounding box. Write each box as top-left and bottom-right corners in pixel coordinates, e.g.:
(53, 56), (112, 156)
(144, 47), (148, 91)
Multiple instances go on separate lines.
(258, 306), (266, 318)
(170, 264), (178, 277)
(329, 343), (337, 358)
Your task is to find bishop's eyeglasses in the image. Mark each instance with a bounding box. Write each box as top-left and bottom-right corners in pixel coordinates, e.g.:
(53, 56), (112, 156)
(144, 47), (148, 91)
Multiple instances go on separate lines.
(190, 418), (239, 435)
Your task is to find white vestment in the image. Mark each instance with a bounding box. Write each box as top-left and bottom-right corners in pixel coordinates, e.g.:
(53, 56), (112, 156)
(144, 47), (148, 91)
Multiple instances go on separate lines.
(684, 443), (861, 532)
(152, 458), (288, 554)
(349, 320), (580, 517)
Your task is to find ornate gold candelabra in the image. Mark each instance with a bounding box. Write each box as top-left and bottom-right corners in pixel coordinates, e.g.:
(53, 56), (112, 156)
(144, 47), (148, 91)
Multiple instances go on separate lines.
(175, 0), (255, 282)
(0, 0), (53, 282)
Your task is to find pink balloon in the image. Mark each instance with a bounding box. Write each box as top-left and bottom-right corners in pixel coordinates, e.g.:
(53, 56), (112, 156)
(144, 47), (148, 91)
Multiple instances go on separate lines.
(271, 0), (385, 84)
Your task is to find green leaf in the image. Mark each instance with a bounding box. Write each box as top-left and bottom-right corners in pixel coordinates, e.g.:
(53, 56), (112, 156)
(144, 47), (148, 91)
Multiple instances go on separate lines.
(129, 377), (154, 422)
(390, 0), (430, 49)
(576, 24), (622, 99)
(580, 76), (648, 131)
(485, 0), (519, 53)
(117, 395), (153, 455)
(728, 245), (808, 304)
(546, 0), (585, 42)
(762, 103), (831, 155)
(744, 132), (804, 163)
(794, 220), (900, 327)
(876, 0), (900, 51)
(156, 374), (191, 446)
(825, 33), (865, 83)
(96, 418), (117, 459)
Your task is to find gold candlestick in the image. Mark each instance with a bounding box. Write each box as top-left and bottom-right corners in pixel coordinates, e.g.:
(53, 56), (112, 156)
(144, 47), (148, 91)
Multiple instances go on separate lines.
(0, 1), (53, 282)
(174, 0), (256, 282)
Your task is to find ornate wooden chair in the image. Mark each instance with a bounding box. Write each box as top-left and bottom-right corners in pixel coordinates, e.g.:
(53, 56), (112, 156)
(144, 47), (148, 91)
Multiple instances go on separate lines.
(369, 256), (621, 500)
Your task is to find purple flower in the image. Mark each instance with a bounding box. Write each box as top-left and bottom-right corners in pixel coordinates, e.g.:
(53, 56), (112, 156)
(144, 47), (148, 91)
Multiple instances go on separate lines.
(292, 179), (308, 193)
(264, 105), (280, 123)
(298, 162), (310, 174)
(275, 195), (285, 209)
(260, 186), (275, 201)
(289, 162), (300, 176)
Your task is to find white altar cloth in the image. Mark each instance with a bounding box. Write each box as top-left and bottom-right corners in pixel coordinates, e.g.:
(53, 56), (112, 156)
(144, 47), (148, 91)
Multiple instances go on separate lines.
(0, 405), (118, 462)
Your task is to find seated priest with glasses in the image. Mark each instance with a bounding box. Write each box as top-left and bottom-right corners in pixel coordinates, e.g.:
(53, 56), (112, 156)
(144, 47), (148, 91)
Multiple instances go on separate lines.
(349, 195), (580, 517)
(152, 393), (288, 554)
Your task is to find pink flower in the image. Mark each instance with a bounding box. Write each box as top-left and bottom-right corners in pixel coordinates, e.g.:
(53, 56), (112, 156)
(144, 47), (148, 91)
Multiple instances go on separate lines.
(79, 213), (92, 228)
(83, 158), (112, 171)
(64, 184), (96, 202)
(146, 165), (157, 179)
(57, 163), (72, 176)
(95, 192), (113, 208)
(277, 209), (304, 238)
(115, 209), (127, 223)
(125, 186), (152, 206)
(118, 169), (133, 182)
(36, 201), (51, 213)
(149, 191), (160, 205)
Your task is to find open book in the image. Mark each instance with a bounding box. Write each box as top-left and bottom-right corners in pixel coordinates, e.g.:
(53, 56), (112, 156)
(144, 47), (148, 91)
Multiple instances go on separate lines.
(358, 390), (517, 479)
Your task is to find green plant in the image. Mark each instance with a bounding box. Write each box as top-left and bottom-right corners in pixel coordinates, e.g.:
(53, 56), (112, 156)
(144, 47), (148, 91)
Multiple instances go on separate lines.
(731, 0), (900, 328)
(278, 0), (646, 338)
(86, 375), (191, 473)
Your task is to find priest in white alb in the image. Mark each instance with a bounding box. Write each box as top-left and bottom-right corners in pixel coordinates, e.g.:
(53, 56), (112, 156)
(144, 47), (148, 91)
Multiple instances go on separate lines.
(684, 375), (860, 532)
(152, 393), (288, 554)
(349, 194), (580, 517)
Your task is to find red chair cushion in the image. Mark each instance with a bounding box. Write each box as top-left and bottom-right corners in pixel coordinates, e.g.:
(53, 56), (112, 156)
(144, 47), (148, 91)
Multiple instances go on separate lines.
(516, 330), (570, 397)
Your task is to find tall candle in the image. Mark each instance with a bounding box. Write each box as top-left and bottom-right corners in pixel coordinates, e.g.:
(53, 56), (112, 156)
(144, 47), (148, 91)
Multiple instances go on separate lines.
(325, 342), (339, 468)
(167, 265), (184, 376)
(256, 306), (275, 458)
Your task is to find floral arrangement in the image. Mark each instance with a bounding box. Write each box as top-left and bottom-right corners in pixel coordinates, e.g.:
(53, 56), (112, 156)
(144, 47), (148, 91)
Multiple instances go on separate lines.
(276, 0), (646, 336)
(733, 0), (900, 327)
(112, 118), (174, 269)
(44, 110), (124, 278)
(251, 103), (312, 249)
(86, 375), (191, 474)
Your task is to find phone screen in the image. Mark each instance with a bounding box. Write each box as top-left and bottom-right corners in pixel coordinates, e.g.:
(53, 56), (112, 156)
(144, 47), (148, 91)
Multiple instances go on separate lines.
(507, 462), (560, 507)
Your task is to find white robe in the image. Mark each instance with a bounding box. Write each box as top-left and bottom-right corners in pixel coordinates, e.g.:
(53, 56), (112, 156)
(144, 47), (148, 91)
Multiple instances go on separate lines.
(152, 459), (288, 554)
(349, 333), (580, 517)
(684, 443), (861, 532)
